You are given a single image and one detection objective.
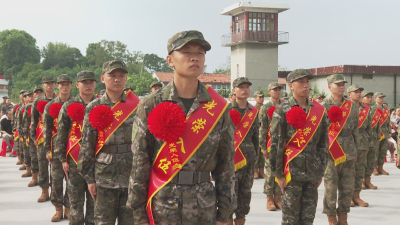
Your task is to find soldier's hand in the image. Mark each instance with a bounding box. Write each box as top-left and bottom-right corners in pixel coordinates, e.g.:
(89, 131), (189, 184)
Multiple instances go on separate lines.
(277, 177), (286, 194)
(262, 150), (268, 160)
(46, 153), (52, 164)
(26, 139), (29, 144)
(88, 183), (97, 201)
(62, 162), (69, 180)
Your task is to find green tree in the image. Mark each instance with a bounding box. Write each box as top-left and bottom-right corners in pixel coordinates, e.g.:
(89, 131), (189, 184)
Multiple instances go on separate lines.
(278, 65), (288, 71)
(143, 53), (173, 72)
(217, 88), (230, 98)
(256, 86), (271, 97)
(41, 42), (84, 69)
(213, 56), (231, 74)
(309, 83), (327, 97)
(125, 71), (158, 96)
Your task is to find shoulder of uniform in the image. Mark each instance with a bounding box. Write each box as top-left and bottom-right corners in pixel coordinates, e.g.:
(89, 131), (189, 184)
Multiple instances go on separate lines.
(138, 90), (164, 110)
(85, 98), (101, 110)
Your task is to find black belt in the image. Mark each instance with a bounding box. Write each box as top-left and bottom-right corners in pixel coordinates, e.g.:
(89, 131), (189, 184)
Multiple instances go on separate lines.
(170, 171), (210, 185)
(339, 130), (351, 136)
(101, 144), (131, 154)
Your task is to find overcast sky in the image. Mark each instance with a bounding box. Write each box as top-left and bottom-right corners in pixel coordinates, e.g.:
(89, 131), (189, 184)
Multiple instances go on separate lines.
(1, 0), (399, 72)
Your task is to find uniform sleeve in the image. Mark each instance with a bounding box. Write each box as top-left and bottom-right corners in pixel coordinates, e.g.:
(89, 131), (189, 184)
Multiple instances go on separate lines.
(30, 100), (39, 141)
(269, 106), (286, 178)
(317, 112), (329, 174)
(367, 112), (374, 148)
(42, 104), (53, 155)
(55, 103), (70, 163)
(22, 107), (30, 139)
(252, 116), (260, 156)
(77, 106), (98, 184)
(351, 105), (360, 152)
(259, 105), (269, 151)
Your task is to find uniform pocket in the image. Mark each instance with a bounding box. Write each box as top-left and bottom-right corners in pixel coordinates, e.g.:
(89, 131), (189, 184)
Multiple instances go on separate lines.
(152, 191), (180, 223)
(196, 184), (216, 208)
(95, 153), (114, 178)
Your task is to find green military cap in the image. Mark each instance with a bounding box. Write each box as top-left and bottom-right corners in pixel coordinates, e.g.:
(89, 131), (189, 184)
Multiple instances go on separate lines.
(232, 77), (252, 88)
(347, 84), (364, 93)
(167, 30), (211, 54)
(268, 82), (283, 91)
(57, 74), (72, 83)
(150, 81), (163, 89)
(229, 92), (235, 97)
(124, 86), (133, 92)
(77, 70), (96, 82)
(42, 76), (55, 83)
(254, 91), (264, 97)
(102, 60), (128, 74)
(19, 90), (27, 94)
(286, 69), (313, 83)
(33, 87), (44, 93)
(361, 91), (374, 97)
(374, 92), (386, 98)
(2, 96), (9, 99)
(99, 89), (106, 95)
(313, 94), (325, 99)
(23, 90), (33, 97)
(327, 74), (348, 85)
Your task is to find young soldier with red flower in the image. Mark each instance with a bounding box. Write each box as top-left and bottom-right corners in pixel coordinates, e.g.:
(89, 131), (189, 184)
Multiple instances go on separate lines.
(43, 74), (72, 222)
(126, 30), (235, 225)
(253, 91), (265, 180)
(322, 74), (360, 225)
(259, 82), (284, 211)
(78, 61), (139, 225)
(54, 71), (97, 225)
(12, 90), (26, 165)
(20, 91), (34, 179)
(269, 69), (328, 225)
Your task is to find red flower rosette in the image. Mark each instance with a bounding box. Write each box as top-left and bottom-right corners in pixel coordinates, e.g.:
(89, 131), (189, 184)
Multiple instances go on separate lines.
(49, 103), (63, 119)
(89, 105), (113, 131)
(286, 106), (307, 129)
(37, 100), (48, 114)
(15, 105), (20, 112)
(268, 106), (276, 119)
(229, 109), (242, 127)
(148, 102), (186, 143)
(67, 103), (85, 122)
(328, 106), (343, 123)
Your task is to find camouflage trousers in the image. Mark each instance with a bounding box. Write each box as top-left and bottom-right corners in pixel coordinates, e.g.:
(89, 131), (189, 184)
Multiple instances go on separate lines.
(13, 138), (20, 156)
(18, 140), (24, 161)
(281, 180), (319, 225)
(255, 150), (265, 168)
(365, 145), (378, 176)
(376, 139), (388, 165)
(50, 158), (70, 207)
(229, 163), (254, 219)
(67, 160), (94, 225)
(323, 158), (355, 215)
(37, 144), (50, 188)
(22, 141), (30, 166)
(263, 159), (281, 195)
(24, 140), (39, 173)
(354, 150), (367, 191)
(95, 186), (133, 225)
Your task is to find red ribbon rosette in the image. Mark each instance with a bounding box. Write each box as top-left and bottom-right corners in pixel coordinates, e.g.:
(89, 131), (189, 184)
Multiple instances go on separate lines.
(67, 103), (85, 122)
(37, 100), (48, 114)
(229, 109), (242, 127)
(49, 103), (63, 119)
(89, 105), (113, 131)
(15, 105), (20, 112)
(286, 106), (307, 129)
(148, 102), (186, 143)
(328, 105), (343, 131)
(268, 106), (276, 119)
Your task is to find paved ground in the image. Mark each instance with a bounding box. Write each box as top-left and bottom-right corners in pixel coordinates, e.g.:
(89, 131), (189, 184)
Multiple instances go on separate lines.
(1, 155), (399, 225)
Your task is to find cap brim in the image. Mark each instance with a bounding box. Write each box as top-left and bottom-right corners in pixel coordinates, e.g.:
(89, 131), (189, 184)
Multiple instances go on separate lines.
(289, 74), (313, 83)
(234, 81), (252, 87)
(332, 80), (348, 84)
(43, 81), (55, 84)
(174, 39), (211, 53)
(362, 92), (374, 97)
(105, 68), (128, 74)
(79, 78), (96, 82)
(376, 95), (386, 98)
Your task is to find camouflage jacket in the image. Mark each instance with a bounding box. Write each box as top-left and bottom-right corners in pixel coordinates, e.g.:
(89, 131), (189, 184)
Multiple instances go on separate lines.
(259, 100), (283, 151)
(230, 100), (259, 163)
(43, 96), (71, 155)
(357, 103), (374, 150)
(30, 94), (57, 143)
(270, 97), (329, 181)
(369, 107), (381, 144)
(54, 94), (96, 163)
(16, 104), (25, 138)
(372, 105), (391, 139)
(77, 92), (135, 189)
(0, 102), (5, 114)
(12, 103), (22, 131)
(321, 96), (360, 161)
(126, 80), (235, 224)
(21, 103), (33, 140)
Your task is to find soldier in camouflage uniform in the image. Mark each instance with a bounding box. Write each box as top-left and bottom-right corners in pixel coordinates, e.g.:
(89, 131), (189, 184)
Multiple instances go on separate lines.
(322, 74), (360, 225)
(33, 86), (44, 99)
(127, 30), (234, 225)
(313, 93), (325, 104)
(78, 60), (135, 225)
(20, 91), (35, 178)
(16, 92), (28, 171)
(372, 92), (390, 175)
(30, 77), (57, 203)
(150, 81), (163, 93)
(269, 70), (328, 225)
(98, 89), (105, 98)
(12, 90), (26, 164)
(55, 71), (96, 225)
(361, 91), (379, 189)
(0, 95), (7, 117)
(253, 91), (265, 179)
(259, 82), (284, 211)
(44, 75), (72, 222)
(347, 85), (373, 207)
(229, 91), (236, 103)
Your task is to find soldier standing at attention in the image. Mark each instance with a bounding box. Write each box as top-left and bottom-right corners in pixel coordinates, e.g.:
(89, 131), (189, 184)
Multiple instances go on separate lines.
(78, 60), (139, 225)
(347, 85), (372, 207)
(33, 87), (44, 99)
(20, 91), (35, 178)
(55, 71), (97, 225)
(269, 70), (328, 225)
(126, 30), (234, 225)
(13, 90), (26, 165)
(43, 74), (72, 222)
(0, 95), (8, 117)
(98, 89), (105, 98)
(322, 74), (359, 225)
(259, 82), (284, 211)
(229, 92), (236, 103)
(31, 77), (58, 203)
(150, 81), (163, 93)
(313, 94), (325, 104)
(253, 90), (265, 179)
(16, 91), (28, 171)
(372, 92), (390, 175)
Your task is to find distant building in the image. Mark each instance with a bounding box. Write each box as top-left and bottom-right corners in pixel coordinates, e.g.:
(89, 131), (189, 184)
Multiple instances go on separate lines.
(0, 75), (9, 99)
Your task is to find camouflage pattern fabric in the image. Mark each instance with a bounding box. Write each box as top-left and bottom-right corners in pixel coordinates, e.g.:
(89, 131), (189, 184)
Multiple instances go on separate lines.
(21, 104), (32, 167)
(232, 77), (252, 88)
(76, 70), (96, 82)
(22, 103), (39, 173)
(56, 74), (72, 83)
(326, 74), (348, 85)
(95, 187), (133, 225)
(16, 103), (26, 161)
(372, 105), (391, 165)
(254, 104), (265, 168)
(167, 30), (211, 54)
(102, 60), (128, 74)
(11, 104), (21, 157)
(365, 107), (380, 176)
(267, 82), (283, 91)
(42, 76), (56, 83)
(126, 80), (235, 224)
(286, 69), (313, 84)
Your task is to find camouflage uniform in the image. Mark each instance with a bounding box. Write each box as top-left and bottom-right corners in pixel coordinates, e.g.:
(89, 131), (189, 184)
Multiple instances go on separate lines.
(99, 89), (105, 96)
(270, 69), (329, 225)
(21, 100), (33, 168)
(254, 91), (265, 170)
(16, 102), (26, 162)
(78, 61), (134, 225)
(322, 75), (360, 216)
(364, 93), (380, 177)
(372, 92), (390, 166)
(22, 96), (39, 174)
(11, 102), (21, 155)
(150, 81), (163, 89)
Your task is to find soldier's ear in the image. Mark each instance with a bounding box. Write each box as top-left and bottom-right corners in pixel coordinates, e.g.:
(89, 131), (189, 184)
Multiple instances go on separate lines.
(166, 55), (174, 68)
(100, 75), (105, 84)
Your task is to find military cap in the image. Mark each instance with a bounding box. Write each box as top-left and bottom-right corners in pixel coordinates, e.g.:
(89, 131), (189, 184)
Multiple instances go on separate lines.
(19, 90), (27, 94)
(268, 82), (283, 91)
(124, 86), (133, 92)
(23, 90), (33, 97)
(347, 84), (364, 93)
(374, 92), (386, 98)
(99, 89), (106, 95)
(229, 92), (235, 97)
(2, 96), (9, 99)
(167, 30), (211, 54)
(33, 87), (44, 93)
(287, 69), (313, 83)
(57, 74), (72, 84)
(150, 81), (163, 89)
(77, 70), (96, 82)
(313, 94), (325, 99)
(361, 91), (374, 97)
(102, 60), (128, 74)
(254, 91), (265, 97)
(42, 76), (56, 83)
(327, 74), (348, 85)
(232, 77), (252, 88)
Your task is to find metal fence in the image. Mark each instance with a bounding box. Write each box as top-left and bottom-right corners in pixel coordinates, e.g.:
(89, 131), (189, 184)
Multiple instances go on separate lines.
(221, 31), (289, 46)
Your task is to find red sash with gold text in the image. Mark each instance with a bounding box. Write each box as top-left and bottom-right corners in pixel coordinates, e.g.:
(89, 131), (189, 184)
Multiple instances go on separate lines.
(358, 103), (370, 128)
(379, 106), (390, 141)
(266, 124), (272, 152)
(66, 120), (83, 164)
(146, 85), (228, 225)
(36, 115), (45, 146)
(371, 109), (381, 129)
(328, 100), (352, 166)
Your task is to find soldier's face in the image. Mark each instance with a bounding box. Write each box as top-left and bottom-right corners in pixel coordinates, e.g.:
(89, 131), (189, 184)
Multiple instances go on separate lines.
(375, 96), (384, 105)
(6, 99), (11, 105)
(349, 90), (362, 102)
(289, 77), (310, 98)
(150, 85), (162, 93)
(34, 91), (44, 99)
(77, 80), (96, 96)
(57, 82), (72, 95)
(234, 83), (250, 99)
(328, 82), (346, 96)
(101, 70), (127, 93)
(166, 43), (205, 78)
(25, 94), (34, 103)
(268, 87), (282, 100)
(43, 82), (55, 92)
(255, 96), (264, 104)
(19, 94), (24, 102)
(362, 95), (373, 105)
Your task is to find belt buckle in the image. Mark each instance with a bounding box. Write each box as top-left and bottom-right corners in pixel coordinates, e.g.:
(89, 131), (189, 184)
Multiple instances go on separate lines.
(116, 145), (125, 153)
(178, 171), (194, 185)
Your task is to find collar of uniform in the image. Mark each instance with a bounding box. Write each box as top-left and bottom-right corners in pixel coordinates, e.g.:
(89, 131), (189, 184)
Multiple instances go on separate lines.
(103, 91), (127, 104)
(161, 80), (211, 103)
(288, 96), (314, 107)
(231, 99), (253, 110)
(327, 96), (346, 105)
(359, 102), (365, 109)
(74, 94), (97, 104)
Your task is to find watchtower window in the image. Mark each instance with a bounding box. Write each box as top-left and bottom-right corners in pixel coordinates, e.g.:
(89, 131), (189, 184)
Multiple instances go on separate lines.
(249, 13), (275, 32)
(233, 13), (245, 33)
